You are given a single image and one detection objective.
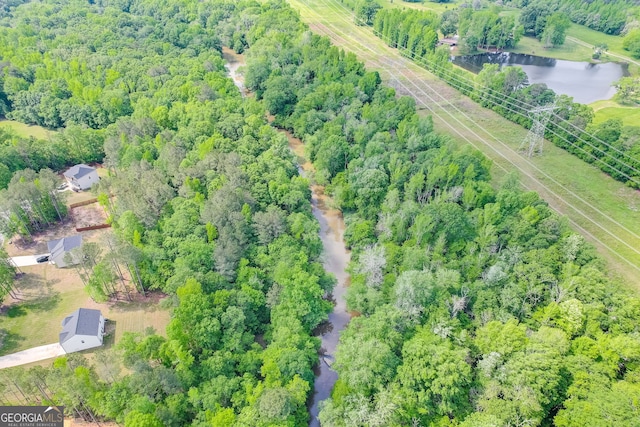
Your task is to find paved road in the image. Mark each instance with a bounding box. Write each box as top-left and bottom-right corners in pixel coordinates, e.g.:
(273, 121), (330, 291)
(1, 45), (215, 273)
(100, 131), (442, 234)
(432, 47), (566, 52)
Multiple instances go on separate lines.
(0, 343), (66, 369)
(10, 253), (50, 267)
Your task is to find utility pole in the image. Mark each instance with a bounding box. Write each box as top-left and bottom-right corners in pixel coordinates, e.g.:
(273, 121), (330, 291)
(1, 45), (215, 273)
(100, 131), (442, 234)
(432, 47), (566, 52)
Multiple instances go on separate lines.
(520, 103), (556, 157)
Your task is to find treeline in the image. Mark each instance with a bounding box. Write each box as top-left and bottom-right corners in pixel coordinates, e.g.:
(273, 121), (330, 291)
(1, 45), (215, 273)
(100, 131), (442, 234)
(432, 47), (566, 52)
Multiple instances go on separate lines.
(0, 126), (104, 190)
(0, 168), (67, 238)
(239, 3), (640, 427)
(457, 8), (523, 52)
(372, 9), (440, 57)
(372, 8), (640, 188)
(503, 0), (633, 35)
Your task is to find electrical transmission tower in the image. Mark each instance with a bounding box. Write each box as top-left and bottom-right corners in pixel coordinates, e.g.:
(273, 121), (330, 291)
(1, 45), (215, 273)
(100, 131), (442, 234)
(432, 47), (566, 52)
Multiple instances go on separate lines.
(519, 103), (556, 157)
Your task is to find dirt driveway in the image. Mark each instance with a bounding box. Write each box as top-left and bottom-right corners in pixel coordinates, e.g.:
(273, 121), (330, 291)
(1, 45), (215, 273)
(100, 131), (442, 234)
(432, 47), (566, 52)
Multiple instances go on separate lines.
(0, 343), (65, 369)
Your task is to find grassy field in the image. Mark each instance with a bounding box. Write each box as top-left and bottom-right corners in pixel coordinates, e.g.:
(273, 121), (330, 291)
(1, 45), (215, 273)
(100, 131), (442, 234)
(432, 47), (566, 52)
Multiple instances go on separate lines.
(389, 0), (459, 13)
(289, 0), (640, 290)
(1, 201), (169, 357)
(489, 9), (638, 70)
(566, 24), (625, 57)
(0, 262), (170, 356)
(507, 35), (594, 62)
(0, 119), (55, 139)
(591, 100), (640, 125)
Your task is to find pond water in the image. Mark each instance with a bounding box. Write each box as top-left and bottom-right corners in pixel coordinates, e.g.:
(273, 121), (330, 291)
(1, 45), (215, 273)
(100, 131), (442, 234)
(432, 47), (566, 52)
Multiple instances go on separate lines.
(452, 52), (629, 104)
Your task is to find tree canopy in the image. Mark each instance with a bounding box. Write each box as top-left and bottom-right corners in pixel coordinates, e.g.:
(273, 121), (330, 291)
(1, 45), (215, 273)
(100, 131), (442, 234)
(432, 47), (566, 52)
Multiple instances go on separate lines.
(1, 1), (639, 427)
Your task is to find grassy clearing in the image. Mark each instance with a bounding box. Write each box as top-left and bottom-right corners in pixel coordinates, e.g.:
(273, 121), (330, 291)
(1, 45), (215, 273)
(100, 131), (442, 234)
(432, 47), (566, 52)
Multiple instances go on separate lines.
(0, 261), (170, 356)
(1, 218), (169, 357)
(0, 119), (55, 139)
(289, 0), (640, 290)
(507, 35), (594, 62)
(495, 8), (626, 59)
(591, 99), (640, 125)
(483, 8), (636, 69)
(386, 0), (459, 14)
(567, 24), (625, 56)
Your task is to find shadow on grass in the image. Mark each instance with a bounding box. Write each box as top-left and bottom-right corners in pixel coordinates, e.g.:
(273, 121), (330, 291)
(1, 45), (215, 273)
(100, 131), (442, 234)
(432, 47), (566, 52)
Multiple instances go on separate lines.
(109, 292), (168, 313)
(6, 306), (27, 318)
(22, 293), (61, 312)
(14, 273), (59, 297)
(15, 272), (48, 291)
(9, 273), (61, 313)
(0, 329), (25, 356)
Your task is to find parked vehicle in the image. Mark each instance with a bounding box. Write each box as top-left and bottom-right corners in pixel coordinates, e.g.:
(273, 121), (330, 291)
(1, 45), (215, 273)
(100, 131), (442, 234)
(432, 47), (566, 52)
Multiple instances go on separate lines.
(36, 255), (50, 263)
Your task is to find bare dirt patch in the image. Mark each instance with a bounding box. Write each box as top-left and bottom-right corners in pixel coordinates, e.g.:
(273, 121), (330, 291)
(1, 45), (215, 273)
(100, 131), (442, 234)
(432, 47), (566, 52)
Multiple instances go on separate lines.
(6, 220), (111, 258)
(71, 203), (108, 229)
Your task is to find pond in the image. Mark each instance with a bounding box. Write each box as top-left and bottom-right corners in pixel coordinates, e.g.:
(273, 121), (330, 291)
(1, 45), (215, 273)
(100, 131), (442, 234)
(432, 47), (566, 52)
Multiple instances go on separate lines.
(451, 52), (629, 104)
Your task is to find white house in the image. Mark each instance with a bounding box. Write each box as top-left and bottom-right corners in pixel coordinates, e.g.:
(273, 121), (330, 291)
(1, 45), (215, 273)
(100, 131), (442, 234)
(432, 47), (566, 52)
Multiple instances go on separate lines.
(63, 164), (99, 190)
(47, 235), (82, 268)
(59, 308), (105, 353)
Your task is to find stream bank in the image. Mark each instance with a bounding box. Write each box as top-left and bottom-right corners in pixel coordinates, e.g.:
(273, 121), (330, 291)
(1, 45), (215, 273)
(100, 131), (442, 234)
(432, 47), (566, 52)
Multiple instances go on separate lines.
(222, 47), (352, 426)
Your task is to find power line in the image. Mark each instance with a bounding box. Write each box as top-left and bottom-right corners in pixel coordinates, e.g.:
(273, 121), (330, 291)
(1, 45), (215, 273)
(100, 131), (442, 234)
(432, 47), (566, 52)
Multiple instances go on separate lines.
(292, 0), (640, 275)
(520, 103), (556, 157)
(343, 8), (640, 179)
(364, 27), (640, 184)
(303, 0), (640, 241)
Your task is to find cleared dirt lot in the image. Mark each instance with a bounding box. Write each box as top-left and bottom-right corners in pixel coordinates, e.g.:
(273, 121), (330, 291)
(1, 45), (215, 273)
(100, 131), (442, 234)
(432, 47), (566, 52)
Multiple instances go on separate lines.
(70, 202), (108, 229)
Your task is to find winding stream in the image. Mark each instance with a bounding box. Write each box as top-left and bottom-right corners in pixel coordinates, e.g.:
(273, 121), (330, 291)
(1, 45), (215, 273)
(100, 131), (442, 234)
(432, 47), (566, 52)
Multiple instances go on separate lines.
(222, 47), (352, 426)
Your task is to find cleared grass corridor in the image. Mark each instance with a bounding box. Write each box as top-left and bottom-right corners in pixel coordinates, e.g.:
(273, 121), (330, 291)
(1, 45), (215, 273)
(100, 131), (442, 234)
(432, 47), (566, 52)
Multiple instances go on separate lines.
(288, 0), (640, 289)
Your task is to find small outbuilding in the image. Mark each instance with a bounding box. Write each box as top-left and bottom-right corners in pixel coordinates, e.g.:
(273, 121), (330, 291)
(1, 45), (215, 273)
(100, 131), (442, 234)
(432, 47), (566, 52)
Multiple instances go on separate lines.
(59, 308), (105, 353)
(63, 164), (99, 191)
(47, 235), (83, 268)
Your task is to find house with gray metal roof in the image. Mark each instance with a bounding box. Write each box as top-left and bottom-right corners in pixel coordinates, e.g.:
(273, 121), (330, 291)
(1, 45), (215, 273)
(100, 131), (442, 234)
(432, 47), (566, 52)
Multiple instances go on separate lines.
(47, 235), (82, 268)
(63, 164), (99, 190)
(59, 308), (105, 353)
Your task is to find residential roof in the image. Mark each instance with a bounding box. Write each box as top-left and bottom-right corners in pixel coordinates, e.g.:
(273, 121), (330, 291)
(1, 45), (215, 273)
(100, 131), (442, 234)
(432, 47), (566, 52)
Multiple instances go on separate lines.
(59, 308), (102, 344)
(63, 164), (96, 180)
(47, 235), (82, 261)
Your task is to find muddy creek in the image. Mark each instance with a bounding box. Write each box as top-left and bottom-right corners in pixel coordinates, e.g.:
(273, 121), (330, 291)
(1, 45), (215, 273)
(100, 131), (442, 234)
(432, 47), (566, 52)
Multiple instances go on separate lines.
(223, 47), (352, 426)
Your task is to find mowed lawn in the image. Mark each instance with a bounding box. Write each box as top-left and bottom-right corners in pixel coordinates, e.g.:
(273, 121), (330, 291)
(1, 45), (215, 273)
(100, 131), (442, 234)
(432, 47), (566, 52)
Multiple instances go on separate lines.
(591, 100), (640, 126)
(496, 9), (634, 67)
(507, 34), (594, 62)
(0, 119), (56, 139)
(0, 261), (170, 357)
(566, 24), (626, 57)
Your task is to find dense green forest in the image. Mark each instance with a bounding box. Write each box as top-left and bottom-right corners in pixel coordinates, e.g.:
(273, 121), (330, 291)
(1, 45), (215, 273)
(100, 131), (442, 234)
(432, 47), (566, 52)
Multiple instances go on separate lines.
(242, 5), (640, 427)
(2, 1), (331, 425)
(1, 0), (640, 426)
(501, 0), (635, 35)
(369, 8), (640, 189)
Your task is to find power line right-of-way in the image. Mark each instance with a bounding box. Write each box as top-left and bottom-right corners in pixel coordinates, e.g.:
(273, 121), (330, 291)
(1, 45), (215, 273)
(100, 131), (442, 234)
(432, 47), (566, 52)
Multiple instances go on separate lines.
(288, 0), (640, 286)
